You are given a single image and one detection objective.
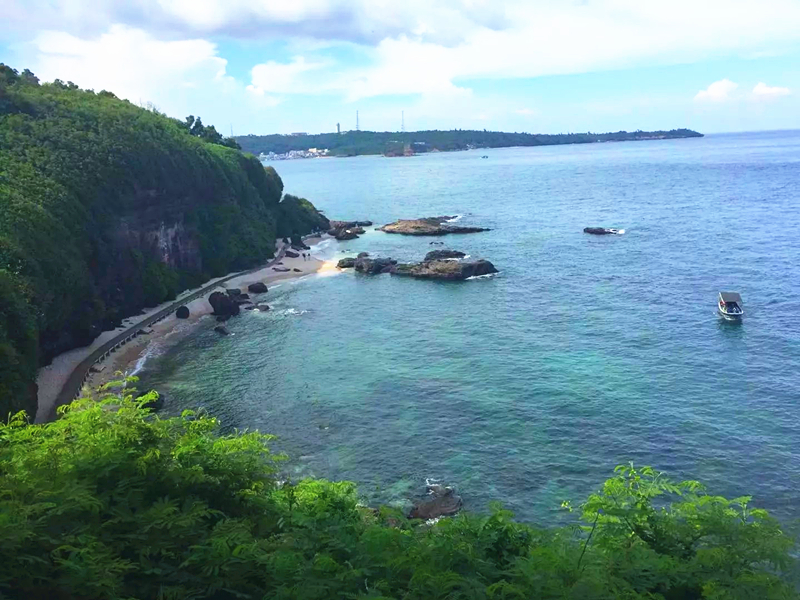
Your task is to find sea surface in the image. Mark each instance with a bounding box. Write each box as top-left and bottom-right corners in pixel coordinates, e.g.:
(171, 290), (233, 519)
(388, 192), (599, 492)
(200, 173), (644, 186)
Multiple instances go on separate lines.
(141, 131), (800, 525)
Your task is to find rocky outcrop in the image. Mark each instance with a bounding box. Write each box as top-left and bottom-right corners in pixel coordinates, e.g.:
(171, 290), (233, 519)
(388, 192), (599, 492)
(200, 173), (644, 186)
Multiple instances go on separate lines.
(213, 325), (230, 335)
(379, 216), (490, 236)
(175, 305), (189, 319)
(328, 220), (371, 240)
(285, 250), (300, 258)
(355, 256), (397, 274)
(256, 303), (270, 311)
(409, 484), (463, 520)
(357, 252), (369, 258)
(337, 257), (356, 268)
(393, 259), (498, 280)
(584, 227), (622, 235)
(248, 282), (268, 294)
(234, 294), (251, 304)
(424, 250), (466, 261)
(226, 288), (242, 297)
(208, 291), (240, 317)
(330, 220), (372, 229)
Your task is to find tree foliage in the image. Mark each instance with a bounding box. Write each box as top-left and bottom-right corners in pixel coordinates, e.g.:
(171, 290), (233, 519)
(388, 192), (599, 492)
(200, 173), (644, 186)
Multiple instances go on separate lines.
(0, 387), (795, 599)
(237, 128), (704, 157)
(0, 64), (326, 418)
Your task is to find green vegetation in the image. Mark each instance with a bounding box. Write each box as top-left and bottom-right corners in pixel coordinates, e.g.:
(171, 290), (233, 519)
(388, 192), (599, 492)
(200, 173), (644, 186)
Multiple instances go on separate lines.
(0, 65), (327, 418)
(0, 383), (795, 599)
(237, 128), (704, 157)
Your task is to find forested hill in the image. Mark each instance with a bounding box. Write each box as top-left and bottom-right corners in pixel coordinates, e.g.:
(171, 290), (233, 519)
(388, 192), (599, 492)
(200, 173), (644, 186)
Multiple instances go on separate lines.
(0, 65), (328, 418)
(236, 128), (703, 157)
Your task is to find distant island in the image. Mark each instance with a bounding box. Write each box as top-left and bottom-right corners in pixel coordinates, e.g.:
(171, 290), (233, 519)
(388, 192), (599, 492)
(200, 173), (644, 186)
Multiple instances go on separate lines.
(236, 128), (703, 159)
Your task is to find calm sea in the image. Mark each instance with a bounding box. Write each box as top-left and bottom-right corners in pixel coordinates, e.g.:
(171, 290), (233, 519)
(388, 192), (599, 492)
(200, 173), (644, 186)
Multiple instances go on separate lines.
(141, 131), (800, 525)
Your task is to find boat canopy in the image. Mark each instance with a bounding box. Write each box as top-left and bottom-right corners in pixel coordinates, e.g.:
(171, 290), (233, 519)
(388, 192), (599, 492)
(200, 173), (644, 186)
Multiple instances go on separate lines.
(719, 291), (742, 304)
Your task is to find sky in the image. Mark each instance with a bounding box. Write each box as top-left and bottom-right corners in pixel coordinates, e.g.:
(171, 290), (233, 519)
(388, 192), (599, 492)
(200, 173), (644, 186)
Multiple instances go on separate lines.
(2, 0), (800, 135)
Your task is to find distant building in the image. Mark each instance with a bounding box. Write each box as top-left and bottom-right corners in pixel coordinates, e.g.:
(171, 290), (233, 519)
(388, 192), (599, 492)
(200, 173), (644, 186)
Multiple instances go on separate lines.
(290, 132), (307, 136)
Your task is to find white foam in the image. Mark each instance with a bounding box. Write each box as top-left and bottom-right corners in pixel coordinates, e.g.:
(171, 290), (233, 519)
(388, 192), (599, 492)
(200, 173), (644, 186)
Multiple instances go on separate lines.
(444, 215), (463, 223)
(283, 308), (309, 315)
(466, 271), (500, 281)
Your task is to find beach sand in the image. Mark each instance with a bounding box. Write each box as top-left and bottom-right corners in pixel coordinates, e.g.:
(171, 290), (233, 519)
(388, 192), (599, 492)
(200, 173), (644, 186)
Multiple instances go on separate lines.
(35, 236), (336, 422)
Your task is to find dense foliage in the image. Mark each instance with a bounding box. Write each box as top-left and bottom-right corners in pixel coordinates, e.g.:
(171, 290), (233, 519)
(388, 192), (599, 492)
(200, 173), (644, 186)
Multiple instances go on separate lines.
(0, 385), (795, 599)
(0, 65), (325, 418)
(237, 128), (704, 157)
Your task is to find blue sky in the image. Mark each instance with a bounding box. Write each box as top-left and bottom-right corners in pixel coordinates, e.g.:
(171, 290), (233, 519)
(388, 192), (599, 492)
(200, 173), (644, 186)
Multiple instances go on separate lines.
(2, 0), (799, 135)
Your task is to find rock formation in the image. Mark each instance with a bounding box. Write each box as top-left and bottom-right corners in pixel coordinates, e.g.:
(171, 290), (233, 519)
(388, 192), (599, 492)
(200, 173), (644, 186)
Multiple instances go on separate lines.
(175, 305), (189, 319)
(424, 250), (466, 261)
(409, 485), (463, 520)
(213, 325), (230, 335)
(379, 216), (490, 236)
(354, 256), (397, 274)
(583, 227), (622, 235)
(247, 282), (268, 294)
(337, 257), (356, 268)
(208, 291), (240, 317)
(393, 259), (498, 280)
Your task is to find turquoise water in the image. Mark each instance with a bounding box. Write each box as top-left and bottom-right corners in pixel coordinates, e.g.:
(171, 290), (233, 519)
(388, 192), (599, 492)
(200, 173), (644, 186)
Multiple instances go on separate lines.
(142, 131), (800, 524)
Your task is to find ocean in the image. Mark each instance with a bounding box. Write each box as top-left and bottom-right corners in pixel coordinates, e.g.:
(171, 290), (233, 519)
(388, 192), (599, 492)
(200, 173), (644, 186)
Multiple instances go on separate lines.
(140, 131), (800, 525)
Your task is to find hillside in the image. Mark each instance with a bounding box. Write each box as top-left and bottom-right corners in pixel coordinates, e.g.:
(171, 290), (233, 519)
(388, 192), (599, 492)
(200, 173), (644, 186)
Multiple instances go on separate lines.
(0, 65), (328, 418)
(236, 128), (703, 157)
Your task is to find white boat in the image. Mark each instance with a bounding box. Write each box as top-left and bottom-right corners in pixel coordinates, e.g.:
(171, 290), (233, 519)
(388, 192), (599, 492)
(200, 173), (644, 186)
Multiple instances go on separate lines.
(718, 292), (743, 320)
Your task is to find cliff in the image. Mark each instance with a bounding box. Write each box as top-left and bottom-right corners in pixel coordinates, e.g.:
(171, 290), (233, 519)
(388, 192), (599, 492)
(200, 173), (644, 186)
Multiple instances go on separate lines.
(0, 65), (327, 417)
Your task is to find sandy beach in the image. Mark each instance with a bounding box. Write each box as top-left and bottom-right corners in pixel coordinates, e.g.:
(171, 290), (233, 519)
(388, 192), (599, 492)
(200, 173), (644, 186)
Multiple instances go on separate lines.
(35, 236), (337, 422)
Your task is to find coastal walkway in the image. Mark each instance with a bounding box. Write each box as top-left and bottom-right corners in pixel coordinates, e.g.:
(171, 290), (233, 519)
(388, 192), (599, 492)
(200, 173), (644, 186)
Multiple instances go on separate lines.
(47, 244), (290, 421)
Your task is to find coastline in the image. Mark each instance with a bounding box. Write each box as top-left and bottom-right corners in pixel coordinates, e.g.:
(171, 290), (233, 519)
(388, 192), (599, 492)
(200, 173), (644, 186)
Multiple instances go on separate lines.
(35, 236), (335, 421)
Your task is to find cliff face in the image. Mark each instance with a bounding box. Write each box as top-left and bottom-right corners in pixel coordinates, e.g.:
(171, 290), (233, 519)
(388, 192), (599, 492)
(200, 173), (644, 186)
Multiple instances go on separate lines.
(0, 65), (326, 417)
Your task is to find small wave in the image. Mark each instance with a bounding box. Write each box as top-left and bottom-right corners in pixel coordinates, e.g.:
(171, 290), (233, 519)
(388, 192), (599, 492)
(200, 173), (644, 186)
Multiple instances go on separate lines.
(614, 229), (626, 235)
(130, 343), (162, 376)
(466, 271), (500, 281)
(444, 215), (463, 223)
(283, 308), (309, 315)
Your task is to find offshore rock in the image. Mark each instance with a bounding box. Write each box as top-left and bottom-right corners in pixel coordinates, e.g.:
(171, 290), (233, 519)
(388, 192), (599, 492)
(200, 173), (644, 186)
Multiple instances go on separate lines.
(175, 305), (189, 319)
(424, 250), (466, 261)
(213, 325), (230, 335)
(355, 256), (397, 274)
(357, 252), (369, 258)
(284, 250), (300, 258)
(393, 259), (498, 281)
(256, 303), (270, 311)
(248, 282), (268, 294)
(208, 291), (240, 317)
(583, 227), (622, 235)
(226, 288), (242, 296)
(409, 485), (463, 520)
(379, 216), (490, 236)
(337, 257), (356, 268)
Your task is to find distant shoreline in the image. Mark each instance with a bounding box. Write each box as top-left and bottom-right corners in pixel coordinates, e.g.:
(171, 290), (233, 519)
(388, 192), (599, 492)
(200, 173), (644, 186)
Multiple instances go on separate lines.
(240, 128), (703, 159)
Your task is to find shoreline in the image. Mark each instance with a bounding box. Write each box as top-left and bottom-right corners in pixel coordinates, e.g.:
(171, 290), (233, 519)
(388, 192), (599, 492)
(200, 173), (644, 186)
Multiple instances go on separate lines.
(35, 236), (336, 421)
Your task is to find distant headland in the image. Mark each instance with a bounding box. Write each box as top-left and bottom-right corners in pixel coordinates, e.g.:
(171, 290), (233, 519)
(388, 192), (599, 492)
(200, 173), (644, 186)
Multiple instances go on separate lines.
(236, 128), (703, 159)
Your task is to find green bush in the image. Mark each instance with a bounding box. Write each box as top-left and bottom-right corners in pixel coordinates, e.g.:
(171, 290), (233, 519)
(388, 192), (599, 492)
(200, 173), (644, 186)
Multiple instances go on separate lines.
(0, 386), (795, 599)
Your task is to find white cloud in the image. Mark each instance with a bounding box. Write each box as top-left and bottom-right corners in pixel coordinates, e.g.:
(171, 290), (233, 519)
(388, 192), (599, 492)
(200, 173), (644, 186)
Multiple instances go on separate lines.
(694, 79), (738, 102)
(752, 82), (791, 98)
(247, 56), (330, 95)
(29, 25), (230, 107)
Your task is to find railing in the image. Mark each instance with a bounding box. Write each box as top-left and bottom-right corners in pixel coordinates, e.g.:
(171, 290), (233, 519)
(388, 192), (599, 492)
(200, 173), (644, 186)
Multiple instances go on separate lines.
(46, 244), (292, 421)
